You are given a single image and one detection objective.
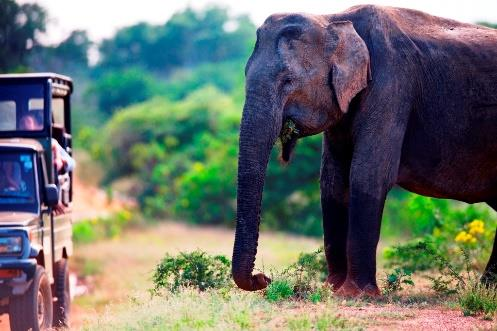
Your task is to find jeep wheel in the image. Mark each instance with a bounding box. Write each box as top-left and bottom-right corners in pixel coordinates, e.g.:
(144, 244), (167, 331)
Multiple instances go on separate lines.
(9, 265), (53, 331)
(53, 258), (71, 327)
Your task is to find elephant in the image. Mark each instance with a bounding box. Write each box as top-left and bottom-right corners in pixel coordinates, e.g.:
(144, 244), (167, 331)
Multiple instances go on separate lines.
(231, 4), (497, 296)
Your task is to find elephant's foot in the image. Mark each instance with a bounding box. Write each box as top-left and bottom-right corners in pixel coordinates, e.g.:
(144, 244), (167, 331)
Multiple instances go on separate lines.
(335, 279), (381, 298)
(481, 270), (497, 285)
(325, 273), (346, 291)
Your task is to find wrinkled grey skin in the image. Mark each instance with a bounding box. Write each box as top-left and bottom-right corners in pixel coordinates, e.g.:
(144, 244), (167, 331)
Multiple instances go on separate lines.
(232, 5), (497, 296)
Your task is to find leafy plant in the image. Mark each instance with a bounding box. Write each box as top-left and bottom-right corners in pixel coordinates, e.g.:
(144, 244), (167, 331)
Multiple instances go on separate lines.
(281, 248), (328, 299)
(382, 268), (414, 296)
(265, 280), (294, 302)
(265, 248), (330, 302)
(152, 250), (231, 293)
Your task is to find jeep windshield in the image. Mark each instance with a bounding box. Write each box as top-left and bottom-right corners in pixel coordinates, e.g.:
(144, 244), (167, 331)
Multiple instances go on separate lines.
(0, 151), (39, 213)
(0, 83), (45, 132)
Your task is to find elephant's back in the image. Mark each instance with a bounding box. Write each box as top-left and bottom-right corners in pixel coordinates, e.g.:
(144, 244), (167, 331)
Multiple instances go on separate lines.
(336, 5), (497, 49)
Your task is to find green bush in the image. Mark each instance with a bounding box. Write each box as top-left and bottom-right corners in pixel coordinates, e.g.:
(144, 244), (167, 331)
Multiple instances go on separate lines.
(152, 250), (231, 293)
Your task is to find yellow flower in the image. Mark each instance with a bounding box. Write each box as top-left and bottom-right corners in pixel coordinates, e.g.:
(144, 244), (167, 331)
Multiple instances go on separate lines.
(192, 162), (204, 172)
(455, 231), (475, 244)
(468, 219), (484, 235)
(455, 231), (467, 242)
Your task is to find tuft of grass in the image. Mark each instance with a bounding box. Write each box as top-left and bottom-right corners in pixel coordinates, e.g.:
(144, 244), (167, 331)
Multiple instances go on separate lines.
(266, 280), (294, 302)
(458, 281), (497, 319)
(287, 316), (312, 330)
(288, 312), (360, 331)
(152, 250), (231, 293)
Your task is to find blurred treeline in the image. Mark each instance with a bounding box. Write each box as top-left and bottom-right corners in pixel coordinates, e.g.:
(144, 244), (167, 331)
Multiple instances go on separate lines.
(1, 0), (496, 237)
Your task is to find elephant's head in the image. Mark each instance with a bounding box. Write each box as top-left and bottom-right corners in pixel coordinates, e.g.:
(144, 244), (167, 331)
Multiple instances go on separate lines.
(232, 13), (370, 291)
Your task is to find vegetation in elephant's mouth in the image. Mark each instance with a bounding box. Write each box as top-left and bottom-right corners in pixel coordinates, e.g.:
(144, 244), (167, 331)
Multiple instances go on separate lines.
(280, 119), (300, 144)
(279, 119), (300, 162)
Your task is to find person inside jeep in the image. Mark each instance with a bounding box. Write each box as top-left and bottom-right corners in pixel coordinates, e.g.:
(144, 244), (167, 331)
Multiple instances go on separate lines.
(19, 113), (75, 173)
(18, 113), (75, 214)
(0, 161), (22, 192)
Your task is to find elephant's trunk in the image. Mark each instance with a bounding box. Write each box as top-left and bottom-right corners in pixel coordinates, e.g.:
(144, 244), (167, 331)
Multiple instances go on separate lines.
(232, 86), (281, 291)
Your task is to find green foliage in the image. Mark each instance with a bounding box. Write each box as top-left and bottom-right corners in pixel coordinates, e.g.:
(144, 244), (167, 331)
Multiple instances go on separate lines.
(97, 6), (255, 74)
(382, 268), (414, 296)
(384, 239), (438, 271)
(265, 280), (294, 302)
(30, 30), (92, 72)
(384, 201), (496, 274)
(72, 210), (134, 244)
(152, 250), (231, 293)
(162, 60), (246, 101)
(89, 68), (163, 115)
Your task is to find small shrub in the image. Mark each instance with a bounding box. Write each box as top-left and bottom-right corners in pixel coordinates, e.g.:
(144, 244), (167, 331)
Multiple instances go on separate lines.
(152, 250), (231, 293)
(459, 281), (497, 318)
(307, 286), (332, 303)
(382, 268), (414, 296)
(265, 280), (294, 302)
(280, 248), (328, 299)
(72, 221), (97, 244)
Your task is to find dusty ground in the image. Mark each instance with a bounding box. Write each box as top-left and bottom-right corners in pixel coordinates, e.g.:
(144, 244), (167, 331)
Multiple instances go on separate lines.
(70, 222), (496, 330)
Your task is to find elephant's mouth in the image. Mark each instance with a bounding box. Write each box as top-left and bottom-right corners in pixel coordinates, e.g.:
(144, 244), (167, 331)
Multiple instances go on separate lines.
(279, 119), (300, 163)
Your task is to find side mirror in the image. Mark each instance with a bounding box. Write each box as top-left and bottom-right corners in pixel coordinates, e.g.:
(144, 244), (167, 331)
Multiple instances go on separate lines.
(44, 184), (59, 207)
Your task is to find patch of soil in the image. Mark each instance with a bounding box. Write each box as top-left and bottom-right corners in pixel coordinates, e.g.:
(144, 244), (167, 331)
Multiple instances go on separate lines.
(338, 304), (496, 330)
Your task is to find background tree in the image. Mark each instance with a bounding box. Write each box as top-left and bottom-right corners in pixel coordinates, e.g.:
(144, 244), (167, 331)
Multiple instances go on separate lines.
(0, 0), (47, 72)
(30, 30), (92, 73)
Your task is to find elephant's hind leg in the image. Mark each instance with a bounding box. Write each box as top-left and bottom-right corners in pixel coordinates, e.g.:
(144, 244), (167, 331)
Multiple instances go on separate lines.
(482, 199), (497, 284)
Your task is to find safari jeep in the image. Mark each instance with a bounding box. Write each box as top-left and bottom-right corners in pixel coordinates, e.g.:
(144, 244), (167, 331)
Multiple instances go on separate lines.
(0, 73), (73, 330)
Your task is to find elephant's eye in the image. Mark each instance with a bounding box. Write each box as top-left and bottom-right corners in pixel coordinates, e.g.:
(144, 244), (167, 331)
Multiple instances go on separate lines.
(283, 77), (292, 86)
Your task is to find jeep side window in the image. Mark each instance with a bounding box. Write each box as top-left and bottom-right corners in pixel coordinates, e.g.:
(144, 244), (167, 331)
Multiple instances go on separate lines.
(0, 83), (44, 132)
(0, 101), (16, 131)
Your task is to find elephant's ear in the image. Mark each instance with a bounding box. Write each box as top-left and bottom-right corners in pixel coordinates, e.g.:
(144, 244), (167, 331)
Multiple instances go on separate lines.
(326, 21), (371, 113)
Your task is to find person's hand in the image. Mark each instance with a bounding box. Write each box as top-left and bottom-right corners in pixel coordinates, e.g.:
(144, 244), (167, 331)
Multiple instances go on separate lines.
(54, 157), (64, 172)
(53, 203), (65, 215)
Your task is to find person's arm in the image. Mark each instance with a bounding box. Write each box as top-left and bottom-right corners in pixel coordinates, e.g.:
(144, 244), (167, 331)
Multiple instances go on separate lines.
(57, 144), (75, 173)
(52, 139), (75, 173)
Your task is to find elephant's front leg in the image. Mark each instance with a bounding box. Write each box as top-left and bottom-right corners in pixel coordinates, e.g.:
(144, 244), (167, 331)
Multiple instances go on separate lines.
(338, 187), (388, 297)
(337, 122), (405, 297)
(320, 132), (350, 290)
